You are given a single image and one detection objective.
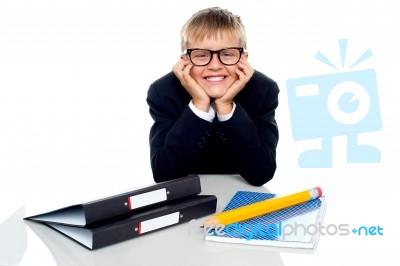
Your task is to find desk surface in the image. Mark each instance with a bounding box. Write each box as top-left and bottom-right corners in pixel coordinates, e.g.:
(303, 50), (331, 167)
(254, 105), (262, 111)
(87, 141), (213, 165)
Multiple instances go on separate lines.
(1, 175), (314, 266)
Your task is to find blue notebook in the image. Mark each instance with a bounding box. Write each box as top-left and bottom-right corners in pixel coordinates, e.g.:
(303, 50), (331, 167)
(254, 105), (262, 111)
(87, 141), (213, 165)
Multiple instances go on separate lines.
(205, 191), (327, 249)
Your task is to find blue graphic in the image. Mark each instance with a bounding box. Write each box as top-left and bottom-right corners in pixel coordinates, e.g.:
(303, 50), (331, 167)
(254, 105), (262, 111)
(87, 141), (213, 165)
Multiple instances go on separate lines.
(286, 39), (382, 168)
(352, 225), (383, 236)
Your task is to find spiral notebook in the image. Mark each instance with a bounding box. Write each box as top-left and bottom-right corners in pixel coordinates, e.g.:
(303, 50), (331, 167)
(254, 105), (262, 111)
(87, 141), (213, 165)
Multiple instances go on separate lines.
(205, 191), (327, 249)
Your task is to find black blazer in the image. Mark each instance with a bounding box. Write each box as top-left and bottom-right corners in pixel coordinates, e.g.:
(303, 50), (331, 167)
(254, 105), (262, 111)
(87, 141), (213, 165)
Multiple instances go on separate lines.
(146, 70), (279, 186)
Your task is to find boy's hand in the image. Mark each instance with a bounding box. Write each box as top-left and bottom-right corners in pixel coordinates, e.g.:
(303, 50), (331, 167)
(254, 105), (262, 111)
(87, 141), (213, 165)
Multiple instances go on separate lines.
(214, 58), (254, 115)
(173, 58), (210, 112)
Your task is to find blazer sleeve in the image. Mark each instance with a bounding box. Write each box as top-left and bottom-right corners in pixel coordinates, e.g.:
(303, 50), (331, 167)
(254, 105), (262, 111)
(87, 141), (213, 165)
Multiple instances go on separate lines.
(147, 82), (214, 182)
(214, 80), (279, 186)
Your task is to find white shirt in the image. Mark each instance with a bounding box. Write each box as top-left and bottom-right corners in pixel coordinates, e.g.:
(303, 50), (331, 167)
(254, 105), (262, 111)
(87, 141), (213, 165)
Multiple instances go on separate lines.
(189, 101), (236, 122)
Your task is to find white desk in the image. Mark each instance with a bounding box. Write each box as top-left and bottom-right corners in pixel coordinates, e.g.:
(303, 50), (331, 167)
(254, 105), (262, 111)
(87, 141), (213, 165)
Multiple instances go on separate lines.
(3, 175), (297, 266)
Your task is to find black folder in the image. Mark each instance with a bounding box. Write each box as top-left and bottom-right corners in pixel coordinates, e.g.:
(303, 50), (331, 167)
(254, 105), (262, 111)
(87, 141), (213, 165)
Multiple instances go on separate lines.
(41, 195), (217, 250)
(25, 175), (202, 226)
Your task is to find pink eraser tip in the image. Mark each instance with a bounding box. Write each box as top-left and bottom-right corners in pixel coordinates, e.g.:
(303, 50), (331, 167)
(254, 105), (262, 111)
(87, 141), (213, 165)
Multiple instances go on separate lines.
(315, 187), (322, 197)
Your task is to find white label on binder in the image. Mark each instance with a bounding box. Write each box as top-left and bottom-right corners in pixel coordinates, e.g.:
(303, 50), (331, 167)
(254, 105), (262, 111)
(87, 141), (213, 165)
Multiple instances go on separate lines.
(128, 188), (167, 210)
(139, 212), (180, 234)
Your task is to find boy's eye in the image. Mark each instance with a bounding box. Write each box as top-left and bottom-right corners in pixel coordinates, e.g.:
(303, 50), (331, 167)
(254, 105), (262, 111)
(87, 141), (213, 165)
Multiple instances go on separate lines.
(221, 52), (234, 57)
(221, 49), (239, 57)
(193, 51), (210, 58)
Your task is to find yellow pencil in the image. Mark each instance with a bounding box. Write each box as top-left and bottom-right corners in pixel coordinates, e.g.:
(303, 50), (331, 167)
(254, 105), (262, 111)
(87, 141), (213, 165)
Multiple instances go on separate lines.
(203, 187), (322, 227)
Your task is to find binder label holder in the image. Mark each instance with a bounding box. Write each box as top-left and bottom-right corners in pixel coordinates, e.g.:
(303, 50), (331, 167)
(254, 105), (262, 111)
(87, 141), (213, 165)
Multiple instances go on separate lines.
(128, 188), (167, 210)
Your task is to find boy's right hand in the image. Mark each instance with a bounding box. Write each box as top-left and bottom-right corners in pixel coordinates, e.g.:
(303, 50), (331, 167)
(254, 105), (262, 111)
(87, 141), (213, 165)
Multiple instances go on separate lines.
(173, 58), (210, 112)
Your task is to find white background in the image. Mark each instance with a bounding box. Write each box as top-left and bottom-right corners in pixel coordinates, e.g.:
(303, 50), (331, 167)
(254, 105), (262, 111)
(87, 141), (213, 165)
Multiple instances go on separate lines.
(1, 0), (400, 265)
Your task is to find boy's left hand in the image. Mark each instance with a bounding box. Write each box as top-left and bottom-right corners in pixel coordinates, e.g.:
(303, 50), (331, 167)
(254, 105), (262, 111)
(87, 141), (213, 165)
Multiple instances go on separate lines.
(214, 58), (254, 115)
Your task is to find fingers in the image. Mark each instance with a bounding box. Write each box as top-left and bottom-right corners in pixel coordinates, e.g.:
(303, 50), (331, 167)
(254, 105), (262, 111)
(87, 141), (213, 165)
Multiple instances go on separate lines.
(172, 58), (209, 104)
(172, 59), (186, 76)
(182, 63), (193, 78)
(219, 59), (253, 101)
(173, 58), (194, 83)
(236, 58), (254, 80)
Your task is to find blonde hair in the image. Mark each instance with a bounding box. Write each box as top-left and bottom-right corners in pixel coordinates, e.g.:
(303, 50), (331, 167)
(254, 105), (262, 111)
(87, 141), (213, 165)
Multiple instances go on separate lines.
(180, 7), (247, 52)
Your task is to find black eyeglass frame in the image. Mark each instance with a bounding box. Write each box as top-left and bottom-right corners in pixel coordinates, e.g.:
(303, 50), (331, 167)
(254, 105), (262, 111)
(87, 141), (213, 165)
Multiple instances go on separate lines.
(185, 47), (244, 66)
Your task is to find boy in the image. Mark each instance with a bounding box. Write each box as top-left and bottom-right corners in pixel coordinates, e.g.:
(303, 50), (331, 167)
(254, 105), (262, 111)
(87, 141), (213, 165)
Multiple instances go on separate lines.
(146, 7), (279, 186)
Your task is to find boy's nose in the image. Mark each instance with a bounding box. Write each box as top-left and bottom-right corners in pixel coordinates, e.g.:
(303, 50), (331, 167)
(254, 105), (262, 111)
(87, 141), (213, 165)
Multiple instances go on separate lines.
(207, 53), (223, 69)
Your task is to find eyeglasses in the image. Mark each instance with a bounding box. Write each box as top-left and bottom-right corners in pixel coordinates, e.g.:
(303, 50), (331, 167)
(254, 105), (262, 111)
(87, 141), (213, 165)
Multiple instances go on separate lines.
(185, 47), (244, 66)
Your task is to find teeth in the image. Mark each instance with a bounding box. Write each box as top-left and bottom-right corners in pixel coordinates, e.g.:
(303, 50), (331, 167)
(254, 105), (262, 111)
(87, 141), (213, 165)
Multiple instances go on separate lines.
(206, 76), (224, 82)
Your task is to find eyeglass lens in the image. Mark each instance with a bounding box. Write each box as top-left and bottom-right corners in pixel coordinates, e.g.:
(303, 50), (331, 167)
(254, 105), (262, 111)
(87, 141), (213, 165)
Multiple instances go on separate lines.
(189, 48), (242, 66)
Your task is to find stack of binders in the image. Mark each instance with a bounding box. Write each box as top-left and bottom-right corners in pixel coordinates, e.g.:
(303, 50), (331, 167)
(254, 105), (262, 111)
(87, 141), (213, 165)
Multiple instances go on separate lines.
(25, 175), (217, 250)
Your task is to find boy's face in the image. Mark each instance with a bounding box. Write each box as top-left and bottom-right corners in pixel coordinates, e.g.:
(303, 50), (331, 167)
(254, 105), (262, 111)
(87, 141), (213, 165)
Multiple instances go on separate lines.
(186, 31), (248, 99)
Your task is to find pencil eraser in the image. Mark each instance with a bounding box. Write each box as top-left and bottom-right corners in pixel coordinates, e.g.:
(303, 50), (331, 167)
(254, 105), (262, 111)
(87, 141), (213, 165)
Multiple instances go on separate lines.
(315, 187), (322, 197)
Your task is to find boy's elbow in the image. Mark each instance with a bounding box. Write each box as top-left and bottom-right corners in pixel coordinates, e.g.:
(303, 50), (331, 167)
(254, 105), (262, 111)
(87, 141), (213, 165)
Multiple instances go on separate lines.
(243, 164), (276, 187)
(247, 174), (273, 187)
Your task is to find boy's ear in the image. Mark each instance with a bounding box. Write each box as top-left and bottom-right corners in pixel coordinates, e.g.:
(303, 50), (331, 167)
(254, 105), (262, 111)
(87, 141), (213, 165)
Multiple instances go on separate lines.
(180, 54), (186, 59)
(242, 52), (249, 60)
